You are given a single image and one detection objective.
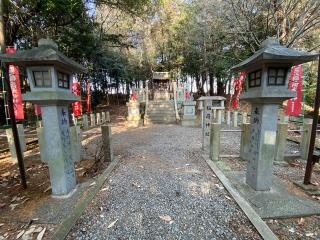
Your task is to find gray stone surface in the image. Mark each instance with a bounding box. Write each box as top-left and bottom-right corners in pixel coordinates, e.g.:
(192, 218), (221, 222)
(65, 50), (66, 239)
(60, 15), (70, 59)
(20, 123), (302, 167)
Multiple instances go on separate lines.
(225, 171), (320, 219)
(226, 111), (231, 128)
(127, 100), (142, 127)
(240, 124), (250, 161)
(233, 111), (238, 128)
(300, 118), (312, 160)
(6, 124), (26, 162)
(181, 101), (197, 127)
(37, 126), (49, 162)
(274, 123), (288, 163)
(42, 105), (76, 196)
(82, 114), (89, 129)
(67, 125), (260, 239)
(246, 104), (278, 191)
(106, 112), (110, 122)
(70, 126), (82, 162)
(101, 112), (106, 123)
(96, 113), (101, 125)
(210, 123), (221, 161)
(90, 113), (96, 127)
(101, 125), (113, 162)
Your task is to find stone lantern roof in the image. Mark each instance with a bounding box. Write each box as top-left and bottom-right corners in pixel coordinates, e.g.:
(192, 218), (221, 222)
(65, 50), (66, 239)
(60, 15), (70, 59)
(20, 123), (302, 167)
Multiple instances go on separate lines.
(0, 38), (87, 73)
(231, 38), (319, 72)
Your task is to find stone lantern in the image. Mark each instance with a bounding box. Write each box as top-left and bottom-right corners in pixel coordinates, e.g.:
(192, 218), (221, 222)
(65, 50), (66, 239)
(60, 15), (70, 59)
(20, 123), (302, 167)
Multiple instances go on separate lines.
(231, 38), (318, 191)
(0, 39), (87, 196)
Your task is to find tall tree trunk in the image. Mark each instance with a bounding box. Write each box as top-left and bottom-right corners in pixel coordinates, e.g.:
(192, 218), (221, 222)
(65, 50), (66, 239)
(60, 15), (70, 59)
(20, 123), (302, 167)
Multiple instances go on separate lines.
(209, 72), (214, 96)
(201, 72), (207, 94)
(195, 74), (201, 95)
(217, 78), (224, 96)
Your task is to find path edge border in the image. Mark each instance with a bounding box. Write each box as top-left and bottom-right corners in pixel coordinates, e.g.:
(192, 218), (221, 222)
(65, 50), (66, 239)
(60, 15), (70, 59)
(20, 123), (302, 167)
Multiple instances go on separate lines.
(52, 157), (120, 240)
(202, 155), (278, 240)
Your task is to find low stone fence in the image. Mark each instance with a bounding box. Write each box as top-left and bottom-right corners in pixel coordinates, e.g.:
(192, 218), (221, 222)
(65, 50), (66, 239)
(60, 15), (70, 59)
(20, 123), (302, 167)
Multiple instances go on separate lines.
(209, 118), (313, 163)
(0, 111), (112, 163)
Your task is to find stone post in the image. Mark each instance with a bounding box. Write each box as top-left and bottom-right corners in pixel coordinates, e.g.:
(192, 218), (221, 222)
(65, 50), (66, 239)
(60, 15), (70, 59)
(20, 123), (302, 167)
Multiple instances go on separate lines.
(242, 112), (247, 124)
(216, 110), (222, 124)
(72, 114), (77, 126)
(300, 118), (313, 160)
(213, 109), (217, 120)
(106, 111), (111, 122)
(37, 127), (48, 162)
(210, 123), (221, 161)
(274, 122), (288, 163)
(70, 126), (82, 162)
(280, 115), (289, 123)
(101, 112), (106, 123)
(6, 124), (26, 162)
(221, 110), (225, 123)
(198, 101), (204, 128)
(90, 113), (96, 127)
(82, 114), (89, 129)
(41, 105), (76, 196)
(96, 112), (101, 125)
(202, 100), (213, 153)
(226, 111), (231, 128)
(102, 125), (113, 162)
(233, 111), (238, 127)
(246, 104), (278, 191)
(240, 123), (250, 161)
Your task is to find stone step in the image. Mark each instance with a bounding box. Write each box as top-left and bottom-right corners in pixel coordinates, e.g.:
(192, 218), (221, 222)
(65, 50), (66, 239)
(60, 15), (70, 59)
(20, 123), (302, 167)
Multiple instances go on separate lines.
(147, 112), (176, 117)
(148, 106), (175, 110)
(148, 110), (175, 114)
(145, 118), (177, 124)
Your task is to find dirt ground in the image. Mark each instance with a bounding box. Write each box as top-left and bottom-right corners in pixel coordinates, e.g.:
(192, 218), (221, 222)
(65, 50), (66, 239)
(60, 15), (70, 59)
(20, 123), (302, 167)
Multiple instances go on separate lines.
(0, 105), (126, 240)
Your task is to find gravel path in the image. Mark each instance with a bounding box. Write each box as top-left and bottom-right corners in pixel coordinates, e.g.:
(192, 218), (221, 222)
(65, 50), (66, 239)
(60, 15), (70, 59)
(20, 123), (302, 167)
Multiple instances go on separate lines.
(67, 124), (260, 240)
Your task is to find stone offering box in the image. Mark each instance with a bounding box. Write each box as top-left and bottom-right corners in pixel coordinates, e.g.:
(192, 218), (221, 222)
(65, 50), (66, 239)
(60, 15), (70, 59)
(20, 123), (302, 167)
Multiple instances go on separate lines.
(181, 101), (196, 127)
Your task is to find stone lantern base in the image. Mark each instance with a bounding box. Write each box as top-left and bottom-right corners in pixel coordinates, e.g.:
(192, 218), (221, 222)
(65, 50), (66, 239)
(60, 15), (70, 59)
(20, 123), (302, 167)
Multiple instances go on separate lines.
(126, 100), (142, 127)
(181, 101), (197, 127)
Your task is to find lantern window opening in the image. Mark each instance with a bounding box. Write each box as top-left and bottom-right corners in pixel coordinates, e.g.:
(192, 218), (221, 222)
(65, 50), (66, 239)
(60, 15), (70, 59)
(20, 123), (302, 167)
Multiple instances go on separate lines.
(267, 67), (287, 86)
(32, 70), (52, 88)
(58, 71), (70, 89)
(248, 69), (262, 88)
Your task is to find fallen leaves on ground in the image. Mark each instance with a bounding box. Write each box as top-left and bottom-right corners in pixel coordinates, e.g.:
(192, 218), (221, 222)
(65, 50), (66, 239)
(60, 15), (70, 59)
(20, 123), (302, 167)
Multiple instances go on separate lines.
(107, 219), (118, 229)
(132, 182), (140, 188)
(159, 215), (174, 224)
(298, 218), (305, 225)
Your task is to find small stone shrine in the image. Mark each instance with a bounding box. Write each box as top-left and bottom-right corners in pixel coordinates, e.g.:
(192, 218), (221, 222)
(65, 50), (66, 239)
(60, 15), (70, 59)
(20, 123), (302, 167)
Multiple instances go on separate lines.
(198, 96), (225, 153)
(145, 72), (176, 124)
(232, 37), (318, 191)
(0, 38), (87, 196)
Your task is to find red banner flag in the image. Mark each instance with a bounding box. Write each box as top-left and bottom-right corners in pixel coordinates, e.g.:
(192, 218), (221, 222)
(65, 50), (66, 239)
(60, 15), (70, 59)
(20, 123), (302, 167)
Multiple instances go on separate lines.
(229, 72), (246, 110)
(6, 47), (24, 120)
(86, 80), (91, 113)
(72, 82), (81, 117)
(34, 104), (41, 116)
(286, 65), (303, 116)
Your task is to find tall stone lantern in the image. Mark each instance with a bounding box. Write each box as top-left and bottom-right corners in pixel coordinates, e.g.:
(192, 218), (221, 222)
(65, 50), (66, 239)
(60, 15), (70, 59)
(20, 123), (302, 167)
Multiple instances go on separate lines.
(0, 39), (87, 196)
(231, 38), (318, 191)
